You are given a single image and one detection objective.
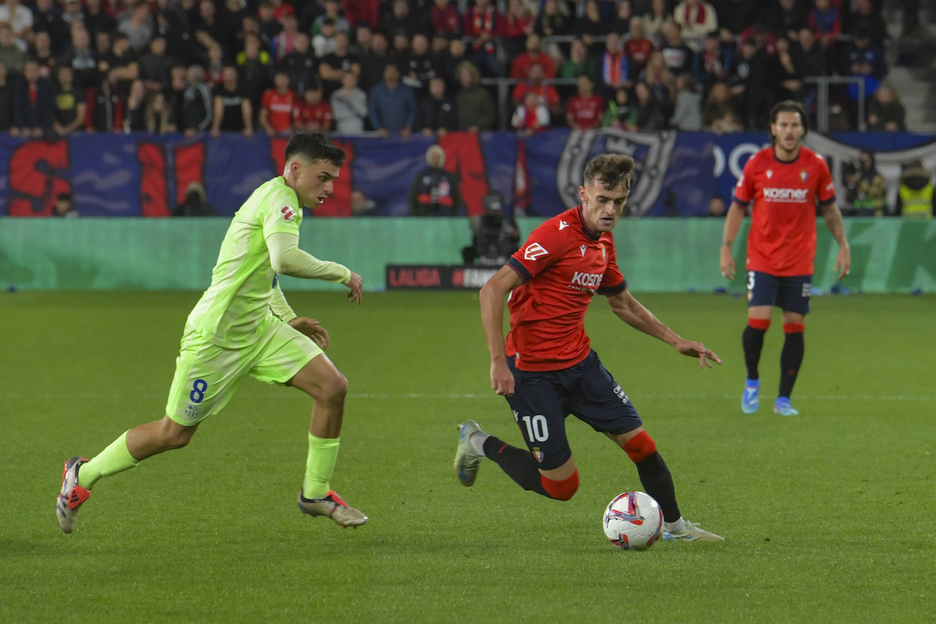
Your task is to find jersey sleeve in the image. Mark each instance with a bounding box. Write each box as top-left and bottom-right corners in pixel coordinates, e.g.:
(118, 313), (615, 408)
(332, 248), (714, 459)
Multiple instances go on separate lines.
(816, 156), (836, 205)
(505, 222), (565, 283)
(597, 242), (627, 295)
(260, 186), (302, 239)
(733, 158), (757, 205)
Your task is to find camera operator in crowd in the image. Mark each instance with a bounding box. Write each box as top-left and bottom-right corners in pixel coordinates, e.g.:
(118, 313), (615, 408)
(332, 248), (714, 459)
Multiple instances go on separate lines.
(462, 190), (520, 266)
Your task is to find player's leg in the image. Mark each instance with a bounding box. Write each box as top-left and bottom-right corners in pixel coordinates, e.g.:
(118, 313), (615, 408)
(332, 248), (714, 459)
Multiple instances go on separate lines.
(773, 276), (810, 415)
(742, 271), (780, 414)
(250, 321), (365, 526)
(570, 353), (722, 542)
(605, 428), (722, 542)
(58, 330), (235, 533)
(455, 357), (579, 500)
(285, 353), (349, 496)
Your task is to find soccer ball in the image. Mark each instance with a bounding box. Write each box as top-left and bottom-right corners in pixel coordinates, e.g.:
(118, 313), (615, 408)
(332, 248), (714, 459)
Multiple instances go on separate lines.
(602, 491), (664, 550)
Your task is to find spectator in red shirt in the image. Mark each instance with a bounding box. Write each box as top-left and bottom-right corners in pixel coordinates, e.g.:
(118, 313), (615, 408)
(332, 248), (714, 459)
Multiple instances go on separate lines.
(511, 90), (549, 136)
(260, 69), (299, 135)
(624, 17), (656, 80)
(293, 85), (333, 132)
(510, 33), (556, 80)
(431, 0), (462, 37)
(565, 74), (605, 131)
(504, 0), (535, 58)
(464, 0), (503, 76)
(510, 63), (560, 116)
(269, 0), (295, 20)
(342, 0), (380, 31)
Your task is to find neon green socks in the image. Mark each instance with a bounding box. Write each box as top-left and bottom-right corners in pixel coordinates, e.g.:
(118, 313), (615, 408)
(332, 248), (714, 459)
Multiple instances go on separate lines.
(302, 433), (340, 500)
(77, 431), (140, 490)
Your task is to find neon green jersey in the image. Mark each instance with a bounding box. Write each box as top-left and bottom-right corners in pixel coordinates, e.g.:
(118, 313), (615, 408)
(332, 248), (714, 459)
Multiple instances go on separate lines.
(188, 177), (302, 348)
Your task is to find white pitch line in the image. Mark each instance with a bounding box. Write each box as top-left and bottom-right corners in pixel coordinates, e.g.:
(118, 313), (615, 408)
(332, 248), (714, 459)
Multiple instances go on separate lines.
(5, 392), (935, 402)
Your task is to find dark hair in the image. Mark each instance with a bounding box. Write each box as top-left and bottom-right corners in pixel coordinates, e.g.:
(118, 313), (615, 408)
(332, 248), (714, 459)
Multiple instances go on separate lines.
(285, 132), (346, 167)
(769, 100), (809, 140)
(583, 154), (635, 191)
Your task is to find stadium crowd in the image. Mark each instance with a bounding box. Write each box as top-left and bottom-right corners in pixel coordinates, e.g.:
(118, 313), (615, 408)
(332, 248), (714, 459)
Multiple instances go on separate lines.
(0, 0), (913, 137)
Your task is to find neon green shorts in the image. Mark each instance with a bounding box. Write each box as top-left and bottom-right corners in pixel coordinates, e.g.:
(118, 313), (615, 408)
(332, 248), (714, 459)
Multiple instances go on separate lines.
(165, 319), (323, 426)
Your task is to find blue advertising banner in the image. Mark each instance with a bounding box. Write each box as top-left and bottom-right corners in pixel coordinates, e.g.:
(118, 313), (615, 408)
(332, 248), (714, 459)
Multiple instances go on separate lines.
(1, 130), (933, 219)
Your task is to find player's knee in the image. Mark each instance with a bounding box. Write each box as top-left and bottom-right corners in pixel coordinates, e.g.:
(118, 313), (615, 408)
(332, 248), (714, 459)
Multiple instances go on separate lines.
(319, 372), (348, 404)
(540, 470), (579, 501)
(622, 430), (657, 463)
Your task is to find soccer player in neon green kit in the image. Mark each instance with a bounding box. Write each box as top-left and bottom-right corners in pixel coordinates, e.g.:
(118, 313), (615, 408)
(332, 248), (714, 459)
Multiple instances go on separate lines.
(56, 132), (368, 531)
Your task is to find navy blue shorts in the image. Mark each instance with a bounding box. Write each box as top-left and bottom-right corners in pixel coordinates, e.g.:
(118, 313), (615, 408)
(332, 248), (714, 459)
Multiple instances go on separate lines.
(746, 271), (812, 315)
(505, 350), (643, 471)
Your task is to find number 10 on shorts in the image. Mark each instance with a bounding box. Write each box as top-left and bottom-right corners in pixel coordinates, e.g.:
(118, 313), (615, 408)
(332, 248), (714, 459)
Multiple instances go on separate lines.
(521, 415), (549, 442)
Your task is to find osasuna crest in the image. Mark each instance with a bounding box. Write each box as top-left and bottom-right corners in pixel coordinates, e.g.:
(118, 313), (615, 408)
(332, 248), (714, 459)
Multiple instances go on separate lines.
(557, 129), (677, 217)
(800, 170), (808, 181)
(532, 447), (544, 462)
(281, 206), (296, 221)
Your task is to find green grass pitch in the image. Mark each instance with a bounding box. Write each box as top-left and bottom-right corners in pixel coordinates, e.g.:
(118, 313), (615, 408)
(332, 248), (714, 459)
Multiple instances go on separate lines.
(1, 290), (933, 623)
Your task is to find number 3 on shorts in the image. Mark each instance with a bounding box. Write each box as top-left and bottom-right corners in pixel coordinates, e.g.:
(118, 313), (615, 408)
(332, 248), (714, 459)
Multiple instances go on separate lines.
(746, 271), (755, 291)
(190, 379), (208, 403)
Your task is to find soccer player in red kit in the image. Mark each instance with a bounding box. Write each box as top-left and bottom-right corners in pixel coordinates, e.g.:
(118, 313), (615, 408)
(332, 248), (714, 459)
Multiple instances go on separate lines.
(454, 154), (724, 542)
(720, 101), (850, 416)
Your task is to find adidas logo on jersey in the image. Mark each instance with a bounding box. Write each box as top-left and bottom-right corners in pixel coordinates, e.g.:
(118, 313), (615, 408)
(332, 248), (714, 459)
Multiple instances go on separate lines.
(763, 187), (808, 202)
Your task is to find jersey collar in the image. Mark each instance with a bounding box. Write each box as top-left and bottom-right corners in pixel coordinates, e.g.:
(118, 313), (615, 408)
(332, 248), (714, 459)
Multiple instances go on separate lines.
(772, 146), (801, 165)
(576, 206), (600, 241)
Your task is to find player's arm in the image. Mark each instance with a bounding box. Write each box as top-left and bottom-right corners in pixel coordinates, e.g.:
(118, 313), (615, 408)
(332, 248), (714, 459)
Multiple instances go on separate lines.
(270, 282), (330, 348)
(719, 200), (746, 280)
(267, 232), (363, 304)
(820, 201), (850, 279)
(606, 289), (721, 369)
(817, 158), (851, 279)
(479, 265), (524, 396)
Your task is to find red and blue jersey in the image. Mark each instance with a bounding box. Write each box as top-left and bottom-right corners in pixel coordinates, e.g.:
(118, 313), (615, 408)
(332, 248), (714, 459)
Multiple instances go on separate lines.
(505, 206), (627, 372)
(734, 146), (836, 277)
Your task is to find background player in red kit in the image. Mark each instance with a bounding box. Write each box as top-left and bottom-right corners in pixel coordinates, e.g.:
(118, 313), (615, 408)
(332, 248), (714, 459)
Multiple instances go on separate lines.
(454, 154), (724, 542)
(720, 101), (850, 416)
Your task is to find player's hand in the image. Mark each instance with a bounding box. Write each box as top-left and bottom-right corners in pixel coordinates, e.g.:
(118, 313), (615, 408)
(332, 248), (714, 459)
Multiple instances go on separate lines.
(835, 245), (851, 280)
(675, 339), (722, 369)
(289, 317), (329, 349)
(345, 271), (363, 304)
(490, 359), (515, 397)
(719, 247), (735, 281)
